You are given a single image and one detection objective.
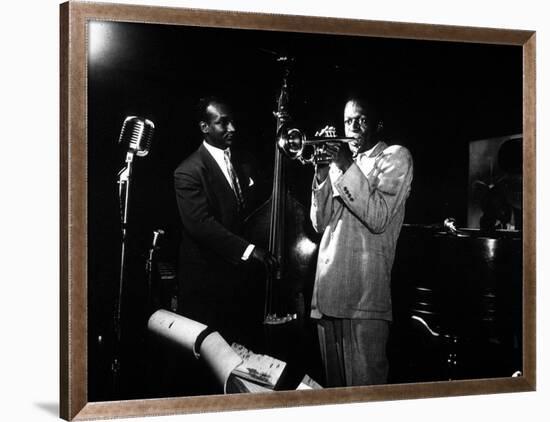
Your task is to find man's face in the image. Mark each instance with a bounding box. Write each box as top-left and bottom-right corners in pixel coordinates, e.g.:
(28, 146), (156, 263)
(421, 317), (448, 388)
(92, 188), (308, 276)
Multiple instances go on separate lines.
(344, 100), (374, 155)
(201, 102), (236, 149)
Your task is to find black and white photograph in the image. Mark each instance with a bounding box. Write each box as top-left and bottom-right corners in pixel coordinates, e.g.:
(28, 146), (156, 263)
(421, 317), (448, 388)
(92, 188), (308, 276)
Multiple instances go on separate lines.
(5, 0), (550, 421)
(83, 7), (528, 405)
(13, 0), (540, 420)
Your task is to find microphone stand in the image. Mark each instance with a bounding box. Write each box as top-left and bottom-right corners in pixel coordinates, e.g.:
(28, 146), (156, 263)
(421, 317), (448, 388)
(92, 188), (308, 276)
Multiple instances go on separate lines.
(113, 149), (136, 396)
(145, 229), (163, 313)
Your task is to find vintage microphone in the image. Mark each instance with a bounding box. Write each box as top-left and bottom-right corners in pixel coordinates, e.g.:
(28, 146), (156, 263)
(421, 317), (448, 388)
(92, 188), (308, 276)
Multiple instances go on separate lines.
(120, 116), (154, 157)
(113, 116), (155, 395)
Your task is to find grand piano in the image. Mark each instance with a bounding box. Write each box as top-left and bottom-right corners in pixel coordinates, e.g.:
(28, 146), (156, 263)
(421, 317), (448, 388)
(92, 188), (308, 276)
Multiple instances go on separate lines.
(389, 220), (523, 383)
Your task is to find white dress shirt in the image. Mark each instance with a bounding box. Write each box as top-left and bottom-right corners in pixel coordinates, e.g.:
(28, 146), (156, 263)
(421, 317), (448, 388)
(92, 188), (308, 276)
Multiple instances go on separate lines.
(203, 141), (235, 189)
(202, 141), (255, 260)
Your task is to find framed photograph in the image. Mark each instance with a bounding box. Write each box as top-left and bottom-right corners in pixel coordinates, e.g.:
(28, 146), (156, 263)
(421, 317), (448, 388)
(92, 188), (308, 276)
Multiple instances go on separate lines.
(60, 1), (535, 420)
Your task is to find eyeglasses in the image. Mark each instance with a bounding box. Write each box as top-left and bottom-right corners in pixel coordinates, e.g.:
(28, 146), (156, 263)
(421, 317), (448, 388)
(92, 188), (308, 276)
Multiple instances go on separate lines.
(344, 116), (368, 126)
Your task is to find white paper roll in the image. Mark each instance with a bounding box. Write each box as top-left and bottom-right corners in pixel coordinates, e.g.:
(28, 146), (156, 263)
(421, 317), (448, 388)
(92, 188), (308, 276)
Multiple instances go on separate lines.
(147, 310), (243, 391)
(199, 332), (243, 393)
(147, 309), (207, 352)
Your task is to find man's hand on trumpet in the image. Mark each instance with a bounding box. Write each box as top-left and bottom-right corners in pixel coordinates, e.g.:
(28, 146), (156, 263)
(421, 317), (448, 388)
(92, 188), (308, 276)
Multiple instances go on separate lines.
(313, 125), (335, 182)
(314, 125), (354, 182)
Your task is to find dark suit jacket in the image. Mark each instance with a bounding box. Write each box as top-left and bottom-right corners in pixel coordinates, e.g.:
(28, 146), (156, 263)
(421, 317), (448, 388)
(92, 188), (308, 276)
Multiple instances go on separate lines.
(174, 143), (258, 343)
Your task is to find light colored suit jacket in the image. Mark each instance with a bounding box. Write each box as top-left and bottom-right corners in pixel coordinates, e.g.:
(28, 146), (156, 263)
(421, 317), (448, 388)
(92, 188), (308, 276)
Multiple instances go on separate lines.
(310, 141), (413, 321)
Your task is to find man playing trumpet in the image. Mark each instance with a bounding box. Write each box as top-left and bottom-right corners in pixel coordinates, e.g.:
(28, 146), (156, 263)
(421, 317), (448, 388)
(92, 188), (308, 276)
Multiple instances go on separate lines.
(309, 95), (413, 387)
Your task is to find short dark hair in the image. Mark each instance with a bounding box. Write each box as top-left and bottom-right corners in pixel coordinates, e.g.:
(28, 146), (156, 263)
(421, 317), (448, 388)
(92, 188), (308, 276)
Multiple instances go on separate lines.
(345, 94), (381, 125)
(196, 96), (229, 124)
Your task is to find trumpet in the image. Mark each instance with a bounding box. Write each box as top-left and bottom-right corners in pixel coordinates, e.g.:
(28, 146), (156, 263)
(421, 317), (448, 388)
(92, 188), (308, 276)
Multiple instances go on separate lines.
(277, 126), (355, 165)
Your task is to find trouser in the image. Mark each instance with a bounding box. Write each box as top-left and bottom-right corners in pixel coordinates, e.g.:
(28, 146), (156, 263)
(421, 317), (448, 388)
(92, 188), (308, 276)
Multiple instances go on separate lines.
(316, 317), (390, 387)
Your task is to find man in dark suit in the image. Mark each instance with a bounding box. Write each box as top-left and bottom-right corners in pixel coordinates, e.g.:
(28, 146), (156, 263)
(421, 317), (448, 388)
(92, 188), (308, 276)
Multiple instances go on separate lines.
(174, 97), (276, 346)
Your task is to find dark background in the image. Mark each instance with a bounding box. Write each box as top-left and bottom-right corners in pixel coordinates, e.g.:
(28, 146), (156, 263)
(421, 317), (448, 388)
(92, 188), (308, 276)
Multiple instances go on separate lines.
(87, 21), (522, 401)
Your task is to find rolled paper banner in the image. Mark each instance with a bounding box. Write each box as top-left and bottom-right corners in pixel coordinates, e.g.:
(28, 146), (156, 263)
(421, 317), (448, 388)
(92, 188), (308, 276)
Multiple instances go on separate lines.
(147, 310), (242, 391)
(199, 332), (243, 393)
(147, 309), (207, 353)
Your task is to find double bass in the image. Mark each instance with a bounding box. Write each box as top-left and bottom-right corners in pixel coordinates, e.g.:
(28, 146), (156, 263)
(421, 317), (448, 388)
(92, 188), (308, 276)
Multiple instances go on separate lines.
(244, 58), (320, 367)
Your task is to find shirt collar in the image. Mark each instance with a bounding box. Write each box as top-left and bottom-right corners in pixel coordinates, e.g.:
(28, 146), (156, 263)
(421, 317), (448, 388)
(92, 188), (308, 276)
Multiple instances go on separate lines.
(203, 140), (230, 161)
(356, 141), (386, 159)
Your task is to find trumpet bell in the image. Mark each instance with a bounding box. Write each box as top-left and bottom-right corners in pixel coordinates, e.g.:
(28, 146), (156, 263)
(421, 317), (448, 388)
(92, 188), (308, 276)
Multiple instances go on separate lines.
(277, 127), (306, 159)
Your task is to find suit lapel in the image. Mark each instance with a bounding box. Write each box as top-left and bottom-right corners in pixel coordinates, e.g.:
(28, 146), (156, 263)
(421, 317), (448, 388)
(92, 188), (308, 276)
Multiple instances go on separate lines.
(229, 150), (249, 193)
(369, 141), (388, 158)
(198, 144), (239, 210)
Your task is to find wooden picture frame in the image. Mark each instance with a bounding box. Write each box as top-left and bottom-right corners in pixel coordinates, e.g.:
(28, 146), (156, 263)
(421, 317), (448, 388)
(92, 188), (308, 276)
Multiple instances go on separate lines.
(60, 1), (536, 420)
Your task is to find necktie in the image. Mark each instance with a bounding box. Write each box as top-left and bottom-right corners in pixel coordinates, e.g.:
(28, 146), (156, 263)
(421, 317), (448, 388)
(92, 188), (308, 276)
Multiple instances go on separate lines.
(224, 149), (244, 208)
